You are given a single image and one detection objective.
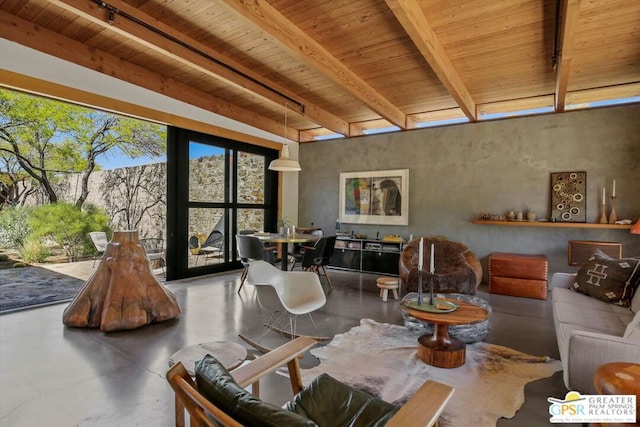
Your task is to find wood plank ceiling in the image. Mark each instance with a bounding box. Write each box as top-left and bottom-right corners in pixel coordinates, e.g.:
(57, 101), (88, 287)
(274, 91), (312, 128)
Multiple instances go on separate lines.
(1, 0), (639, 143)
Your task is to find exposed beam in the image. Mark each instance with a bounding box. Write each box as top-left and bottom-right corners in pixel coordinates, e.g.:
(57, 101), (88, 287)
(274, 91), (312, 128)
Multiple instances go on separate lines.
(554, 0), (581, 112)
(0, 10), (294, 141)
(50, 0), (349, 136)
(0, 69), (280, 150)
(385, 0), (477, 121)
(219, 0), (409, 129)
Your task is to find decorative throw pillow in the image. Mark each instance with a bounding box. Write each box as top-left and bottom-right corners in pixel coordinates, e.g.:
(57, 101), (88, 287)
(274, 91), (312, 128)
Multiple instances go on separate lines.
(195, 354), (316, 427)
(572, 249), (640, 307)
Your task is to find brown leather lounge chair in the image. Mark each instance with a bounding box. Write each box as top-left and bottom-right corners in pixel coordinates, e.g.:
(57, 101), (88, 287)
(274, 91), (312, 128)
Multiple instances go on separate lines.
(400, 236), (482, 295)
(166, 337), (454, 427)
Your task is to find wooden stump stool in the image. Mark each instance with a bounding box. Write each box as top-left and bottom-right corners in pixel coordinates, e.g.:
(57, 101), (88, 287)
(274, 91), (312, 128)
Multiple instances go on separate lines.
(376, 277), (399, 302)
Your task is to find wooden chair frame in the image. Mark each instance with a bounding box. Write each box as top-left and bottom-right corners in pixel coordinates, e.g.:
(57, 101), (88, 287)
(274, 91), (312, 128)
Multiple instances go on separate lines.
(166, 337), (453, 427)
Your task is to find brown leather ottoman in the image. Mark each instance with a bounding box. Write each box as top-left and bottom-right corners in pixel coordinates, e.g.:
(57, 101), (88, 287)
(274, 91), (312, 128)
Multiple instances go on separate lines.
(488, 253), (548, 299)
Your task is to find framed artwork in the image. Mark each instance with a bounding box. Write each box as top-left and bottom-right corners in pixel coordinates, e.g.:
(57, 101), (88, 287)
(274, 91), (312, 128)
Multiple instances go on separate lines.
(550, 171), (586, 222)
(339, 169), (409, 225)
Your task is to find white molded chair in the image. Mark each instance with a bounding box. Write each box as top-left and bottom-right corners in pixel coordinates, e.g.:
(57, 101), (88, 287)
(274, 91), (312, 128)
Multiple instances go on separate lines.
(247, 260), (327, 340)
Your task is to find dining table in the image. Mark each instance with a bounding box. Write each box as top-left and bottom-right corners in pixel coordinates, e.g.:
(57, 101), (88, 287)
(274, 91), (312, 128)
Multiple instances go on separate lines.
(255, 233), (320, 271)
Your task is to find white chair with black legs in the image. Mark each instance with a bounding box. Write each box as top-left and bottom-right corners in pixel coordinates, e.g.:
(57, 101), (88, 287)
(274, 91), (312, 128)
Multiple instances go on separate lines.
(247, 260), (326, 341)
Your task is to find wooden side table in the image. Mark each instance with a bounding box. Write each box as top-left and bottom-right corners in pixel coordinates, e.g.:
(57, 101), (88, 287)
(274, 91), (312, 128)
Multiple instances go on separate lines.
(400, 298), (489, 368)
(593, 362), (640, 427)
(168, 341), (247, 427)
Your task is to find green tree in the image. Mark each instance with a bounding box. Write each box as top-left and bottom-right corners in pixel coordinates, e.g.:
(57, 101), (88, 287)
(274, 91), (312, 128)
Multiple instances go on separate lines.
(0, 205), (33, 250)
(28, 202), (109, 262)
(0, 88), (166, 207)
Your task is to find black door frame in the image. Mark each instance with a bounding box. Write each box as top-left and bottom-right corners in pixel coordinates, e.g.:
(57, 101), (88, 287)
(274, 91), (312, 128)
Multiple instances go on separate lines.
(166, 127), (279, 280)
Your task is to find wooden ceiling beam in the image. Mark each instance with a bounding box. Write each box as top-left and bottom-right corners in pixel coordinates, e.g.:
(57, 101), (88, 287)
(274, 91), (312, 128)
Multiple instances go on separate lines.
(385, 0), (477, 121)
(554, 0), (582, 112)
(0, 10), (294, 141)
(0, 69), (281, 149)
(218, 0), (409, 130)
(49, 0), (349, 136)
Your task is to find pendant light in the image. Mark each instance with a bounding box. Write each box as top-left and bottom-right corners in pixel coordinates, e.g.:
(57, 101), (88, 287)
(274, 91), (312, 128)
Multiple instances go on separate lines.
(268, 107), (301, 172)
(268, 145), (301, 171)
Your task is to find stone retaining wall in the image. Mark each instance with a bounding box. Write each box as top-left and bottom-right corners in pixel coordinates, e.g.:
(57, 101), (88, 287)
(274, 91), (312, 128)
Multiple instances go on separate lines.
(51, 153), (266, 239)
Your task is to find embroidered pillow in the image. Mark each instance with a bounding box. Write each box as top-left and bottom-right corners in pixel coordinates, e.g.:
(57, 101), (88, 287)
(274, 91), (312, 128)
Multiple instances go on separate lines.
(572, 250), (640, 307)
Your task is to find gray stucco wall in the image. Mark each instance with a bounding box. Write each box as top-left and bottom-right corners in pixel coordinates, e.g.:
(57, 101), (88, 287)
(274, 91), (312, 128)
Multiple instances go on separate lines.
(298, 104), (640, 280)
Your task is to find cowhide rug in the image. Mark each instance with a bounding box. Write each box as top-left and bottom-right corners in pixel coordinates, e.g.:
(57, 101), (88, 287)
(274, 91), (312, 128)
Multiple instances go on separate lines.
(298, 318), (562, 427)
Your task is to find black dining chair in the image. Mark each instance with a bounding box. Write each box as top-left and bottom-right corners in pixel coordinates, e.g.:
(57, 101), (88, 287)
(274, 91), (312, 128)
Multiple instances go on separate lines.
(236, 234), (279, 294)
(289, 229), (323, 271)
(300, 235), (337, 290)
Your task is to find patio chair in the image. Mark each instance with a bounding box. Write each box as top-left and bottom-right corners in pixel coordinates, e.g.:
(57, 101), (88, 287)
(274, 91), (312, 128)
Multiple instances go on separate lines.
(166, 336), (454, 427)
(88, 231), (108, 267)
(195, 217), (225, 265)
(140, 237), (166, 277)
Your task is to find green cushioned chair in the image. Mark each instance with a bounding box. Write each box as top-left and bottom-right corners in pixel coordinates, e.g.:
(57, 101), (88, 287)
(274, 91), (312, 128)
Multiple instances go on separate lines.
(166, 337), (453, 427)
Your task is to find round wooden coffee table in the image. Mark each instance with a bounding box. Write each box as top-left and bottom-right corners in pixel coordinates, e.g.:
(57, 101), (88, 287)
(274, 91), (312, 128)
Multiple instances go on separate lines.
(401, 297), (489, 368)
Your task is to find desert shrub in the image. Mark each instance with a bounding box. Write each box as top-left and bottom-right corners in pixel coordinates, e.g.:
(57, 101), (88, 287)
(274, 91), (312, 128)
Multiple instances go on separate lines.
(29, 202), (109, 262)
(0, 206), (33, 250)
(19, 238), (51, 263)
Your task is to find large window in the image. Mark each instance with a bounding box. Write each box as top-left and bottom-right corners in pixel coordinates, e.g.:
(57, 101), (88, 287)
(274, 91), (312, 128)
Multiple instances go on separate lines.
(166, 128), (278, 280)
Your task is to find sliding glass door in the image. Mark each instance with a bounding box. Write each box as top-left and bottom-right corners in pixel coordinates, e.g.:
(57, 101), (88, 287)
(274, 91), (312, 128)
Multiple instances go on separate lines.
(166, 128), (278, 280)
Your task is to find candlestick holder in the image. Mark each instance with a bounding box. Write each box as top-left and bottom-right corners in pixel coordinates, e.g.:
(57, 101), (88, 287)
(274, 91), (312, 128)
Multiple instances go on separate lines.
(428, 272), (434, 306)
(417, 269), (423, 306)
(609, 196), (617, 224)
(599, 203), (608, 224)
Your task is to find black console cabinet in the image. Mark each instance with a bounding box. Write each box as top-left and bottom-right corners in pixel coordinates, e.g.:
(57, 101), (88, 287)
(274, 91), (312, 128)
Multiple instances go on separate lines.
(330, 237), (404, 276)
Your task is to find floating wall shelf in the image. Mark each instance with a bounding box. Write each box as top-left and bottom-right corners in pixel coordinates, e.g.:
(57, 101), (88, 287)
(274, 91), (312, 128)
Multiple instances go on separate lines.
(471, 220), (632, 230)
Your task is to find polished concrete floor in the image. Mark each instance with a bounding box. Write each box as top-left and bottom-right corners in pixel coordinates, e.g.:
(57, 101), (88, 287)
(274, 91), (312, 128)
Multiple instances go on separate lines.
(0, 267), (577, 426)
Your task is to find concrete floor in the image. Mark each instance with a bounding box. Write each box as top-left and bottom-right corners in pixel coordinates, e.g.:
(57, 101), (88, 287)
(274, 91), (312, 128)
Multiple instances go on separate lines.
(0, 267), (577, 426)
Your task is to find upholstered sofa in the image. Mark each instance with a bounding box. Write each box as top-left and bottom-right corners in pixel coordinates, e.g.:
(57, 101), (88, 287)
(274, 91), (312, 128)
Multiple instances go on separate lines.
(551, 272), (640, 394)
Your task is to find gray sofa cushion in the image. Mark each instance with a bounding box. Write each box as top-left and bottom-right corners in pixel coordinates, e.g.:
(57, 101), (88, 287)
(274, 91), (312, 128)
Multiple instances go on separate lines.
(624, 312), (640, 343)
(632, 288), (640, 314)
(553, 288), (633, 335)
